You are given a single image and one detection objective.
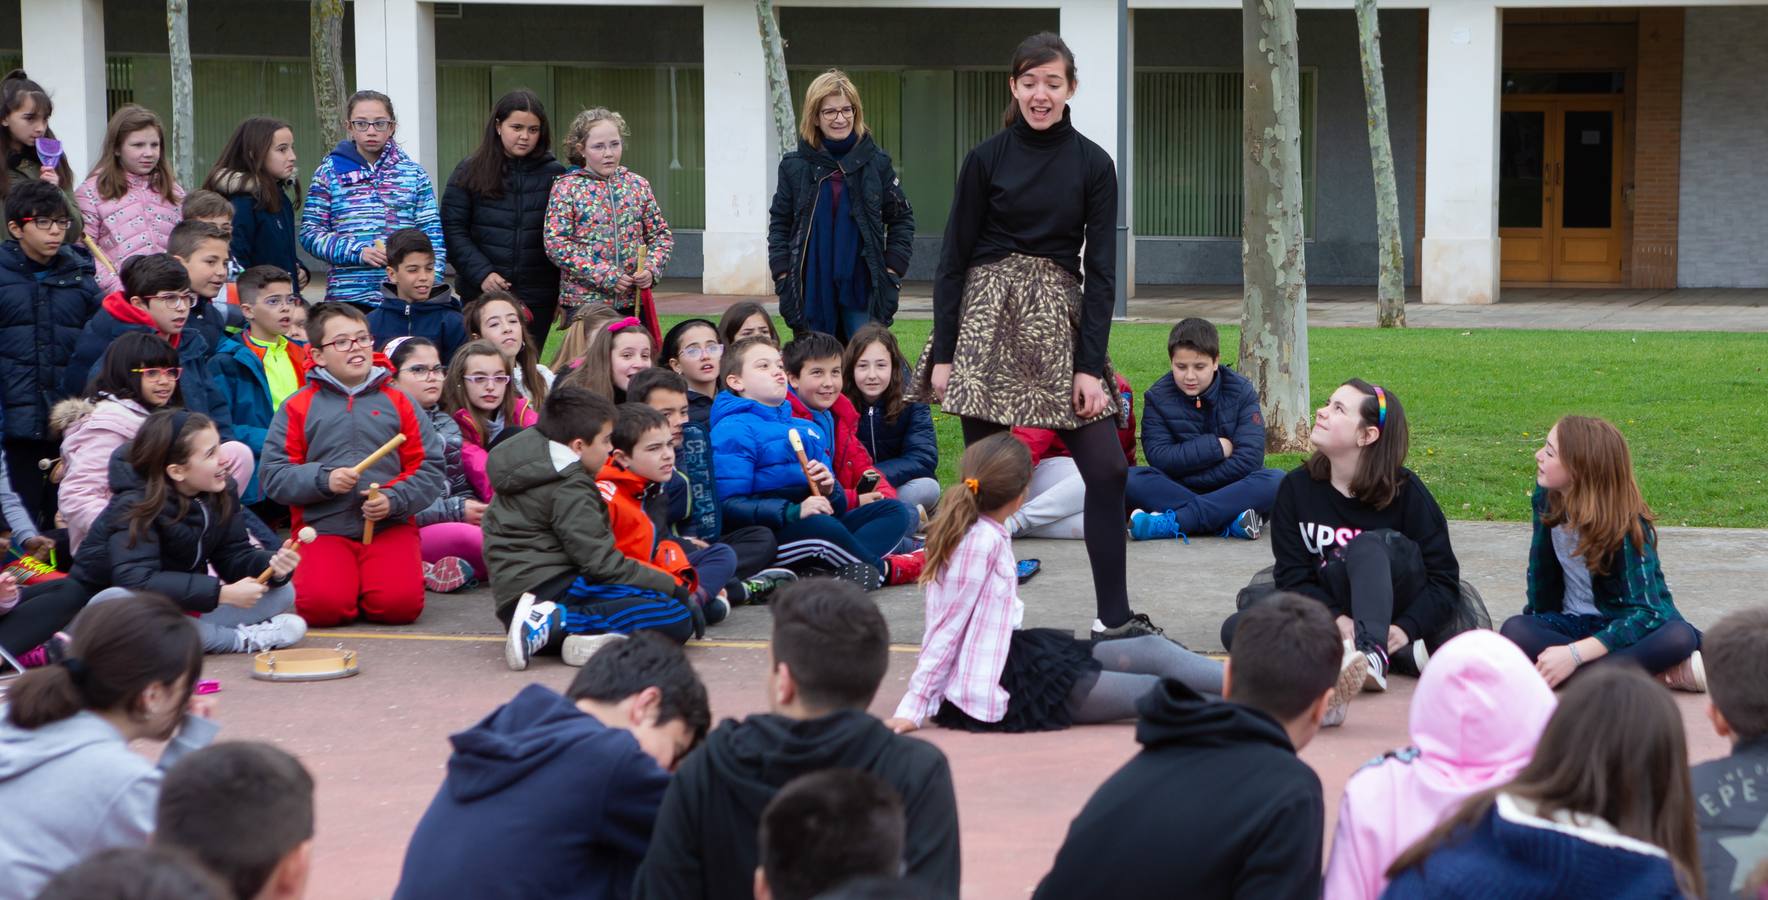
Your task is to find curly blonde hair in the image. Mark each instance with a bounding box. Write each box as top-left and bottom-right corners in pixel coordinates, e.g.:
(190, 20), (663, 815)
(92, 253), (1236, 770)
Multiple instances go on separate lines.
(564, 107), (629, 168)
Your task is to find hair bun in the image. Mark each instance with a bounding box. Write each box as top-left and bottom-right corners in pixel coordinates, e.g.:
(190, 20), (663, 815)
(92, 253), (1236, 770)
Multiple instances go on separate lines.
(3, 69), (28, 82)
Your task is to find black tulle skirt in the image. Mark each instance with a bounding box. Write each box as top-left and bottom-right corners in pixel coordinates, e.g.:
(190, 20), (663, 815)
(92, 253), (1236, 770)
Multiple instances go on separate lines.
(933, 628), (1103, 733)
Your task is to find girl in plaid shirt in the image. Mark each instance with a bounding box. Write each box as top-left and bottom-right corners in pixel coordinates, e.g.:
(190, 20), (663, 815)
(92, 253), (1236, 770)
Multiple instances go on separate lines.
(886, 434), (1221, 734)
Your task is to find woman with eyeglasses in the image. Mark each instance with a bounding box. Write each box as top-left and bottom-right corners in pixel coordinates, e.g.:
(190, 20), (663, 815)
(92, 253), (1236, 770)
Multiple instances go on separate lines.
(443, 339), (537, 503)
(768, 70), (915, 342)
(388, 336), (482, 593)
(299, 90), (445, 308)
(543, 107), (671, 317)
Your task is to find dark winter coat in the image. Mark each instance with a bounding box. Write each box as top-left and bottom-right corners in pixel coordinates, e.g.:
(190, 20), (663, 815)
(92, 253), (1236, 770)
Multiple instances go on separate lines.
(1140, 366), (1268, 493)
(855, 395), (938, 486)
(767, 135), (914, 334)
(207, 336), (310, 504)
(212, 169), (305, 282)
(63, 294), (235, 441)
(366, 282), (469, 363)
(0, 240), (102, 441)
(708, 391), (848, 530)
(71, 449), (281, 612)
(1693, 735), (1768, 900)
(441, 151), (567, 310)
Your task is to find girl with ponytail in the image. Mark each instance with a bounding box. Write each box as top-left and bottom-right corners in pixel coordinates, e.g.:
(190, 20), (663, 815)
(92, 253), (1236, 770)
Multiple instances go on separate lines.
(0, 595), (215, 899)
(885, 433), (1227, 735)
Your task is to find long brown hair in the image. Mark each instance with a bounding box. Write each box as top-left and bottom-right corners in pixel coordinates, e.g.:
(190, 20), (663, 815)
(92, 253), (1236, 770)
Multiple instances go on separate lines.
(126, 410), (234, 546)
(1304, 378), (1409, 510)
(561, 318), (652, 402)
(455, 90), (552, 198)
(202, 116), (297, 214)
(1542, 415), (1653, 576)
(921, 434), (1031, 585)
(4, 593), (202, 731)
(1386, 666), (1702, 897)
(841, 322), (908, 423)
(443, 339), (521, 447)
(463, 292), (548, 404)
(1, 70), (76, 192)
(1002, 33), (1077, 128)
(87, 105), (179, 203)
(717, 301), (780, 347)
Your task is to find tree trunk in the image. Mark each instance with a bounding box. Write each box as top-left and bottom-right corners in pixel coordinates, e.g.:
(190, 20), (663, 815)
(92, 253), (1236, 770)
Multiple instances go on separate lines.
(1240, 0), (1312, 453)
(1356, 0), (1407, 327)
(755, 0), (795, 155)
(166, 0), (194, 187)
(311, 0), (348, 150)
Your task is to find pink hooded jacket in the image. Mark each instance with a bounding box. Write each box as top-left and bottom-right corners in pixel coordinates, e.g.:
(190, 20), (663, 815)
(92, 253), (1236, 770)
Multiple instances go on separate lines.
(1323, 630), (1558, 900)
(73, 172), (186, 296)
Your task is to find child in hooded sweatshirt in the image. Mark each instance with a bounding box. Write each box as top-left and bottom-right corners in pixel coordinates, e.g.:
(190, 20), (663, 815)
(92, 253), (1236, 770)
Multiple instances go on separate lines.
(1323, 629), (1557, 899)
(367, 228), (466, 362)
(299, 90), (444, 307)
(73, 105), (185, 296)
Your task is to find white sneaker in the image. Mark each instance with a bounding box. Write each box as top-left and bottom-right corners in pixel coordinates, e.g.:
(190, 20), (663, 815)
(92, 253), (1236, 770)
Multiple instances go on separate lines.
(1659, 651), (1707, 693)
(562, 633), (628, 667)
(505, 594), (560, 672)
(237, 614), (307, 653)
(1362, 649), (1389, 693)
(1322, 644), (1368, 728)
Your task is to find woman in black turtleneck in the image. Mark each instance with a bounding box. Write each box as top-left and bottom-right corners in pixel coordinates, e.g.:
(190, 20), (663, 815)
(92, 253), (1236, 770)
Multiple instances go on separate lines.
(911, 32), (1161, 640)
(768, 69), (916, 342)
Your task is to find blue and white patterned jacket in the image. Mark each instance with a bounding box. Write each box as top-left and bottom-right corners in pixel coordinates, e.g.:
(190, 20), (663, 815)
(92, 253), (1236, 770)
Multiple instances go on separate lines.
(299, 139), (444, 307)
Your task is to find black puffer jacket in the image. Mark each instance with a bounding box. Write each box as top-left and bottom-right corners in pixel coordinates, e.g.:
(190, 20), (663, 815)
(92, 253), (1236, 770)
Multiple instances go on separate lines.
(767, 134), (914, 335)
(441, 151), (567, 312)
(0, 241), (102, 442)
(71, 445), (279, 612)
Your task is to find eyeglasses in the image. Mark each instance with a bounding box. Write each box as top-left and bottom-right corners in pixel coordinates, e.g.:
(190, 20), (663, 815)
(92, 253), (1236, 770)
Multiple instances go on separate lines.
(255, 293), (297, 309)
(21, 217), (73, 232)
(321, 334), (374, 353)
(131, 366), (184, 381)
(679, 343), (724, 361)
(401, 364), (446, 379)
(146, 291), (195, 310)
(819, 106), (856, 121)
(349, 119), (395, 133)
(464, 374), (513, 388)
(584, 140), (623, 154)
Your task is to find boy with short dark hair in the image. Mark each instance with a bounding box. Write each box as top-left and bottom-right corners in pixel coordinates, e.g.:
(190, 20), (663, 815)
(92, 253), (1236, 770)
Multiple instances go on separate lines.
(167, 219), (238, 353)
(286, 298), (310, 345)
(634, 579), (961, 900)
(395, 633), (711, 900)
(181, 189), (235, 228)
(208, 265), (310, 508)
(1034, 592), (1346, 899)
(366, 228), (466, 361)
(260, 302), (445, 627)
(782, 332), (900, 505)
(488, 386), (704, 671)
(1127, 317), (1285, 542)
(1693, 606), (1768, 899)
(756, 769), (906, 900)
(155, 742), (315, 900)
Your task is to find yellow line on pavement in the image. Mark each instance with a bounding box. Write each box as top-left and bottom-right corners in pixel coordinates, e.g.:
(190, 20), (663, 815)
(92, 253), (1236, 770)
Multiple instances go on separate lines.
(305, 630), (924, 653)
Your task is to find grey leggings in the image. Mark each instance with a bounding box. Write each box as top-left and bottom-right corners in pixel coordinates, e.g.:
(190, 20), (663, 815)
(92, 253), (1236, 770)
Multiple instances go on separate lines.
(88, 583), (296, 654)
(1065, 635), (1224, 724)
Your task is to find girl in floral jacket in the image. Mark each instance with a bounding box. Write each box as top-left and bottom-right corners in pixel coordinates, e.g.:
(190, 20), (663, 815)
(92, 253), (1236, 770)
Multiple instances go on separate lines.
(299, 90), (444, 307)
(543, 107), (671, 314)
(74, 106), (185, 295)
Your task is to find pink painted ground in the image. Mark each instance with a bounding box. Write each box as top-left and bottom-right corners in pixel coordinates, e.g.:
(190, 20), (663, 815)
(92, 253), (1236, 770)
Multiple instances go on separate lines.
(184, 631), (1732, 900)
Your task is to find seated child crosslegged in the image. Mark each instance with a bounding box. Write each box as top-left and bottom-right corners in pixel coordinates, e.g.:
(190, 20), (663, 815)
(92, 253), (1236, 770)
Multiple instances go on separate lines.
(843, 323), (941, 516)
(155, 741), (315, 900)
(1691, 607), (1768, 898)
(491, 386), (706, 672)
(561, 315), (653, 404)
(661, 318), (722, 428)
(1128, 318), (1284, 542)
(886, 434), (1224, 735)
(629, 367), (793, 606)
(367, 228), (466, 362)
(445, 338), (537, 500)
(207, 265), (309, 510)
(388, 337), (484, 593)
(260, 302), (445, 627)
(711, 338), (913, 590)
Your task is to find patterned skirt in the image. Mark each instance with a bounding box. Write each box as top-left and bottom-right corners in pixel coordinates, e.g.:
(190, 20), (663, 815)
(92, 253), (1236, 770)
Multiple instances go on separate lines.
(909, 254), (1118, 431)
(932, 628), (1103, 733)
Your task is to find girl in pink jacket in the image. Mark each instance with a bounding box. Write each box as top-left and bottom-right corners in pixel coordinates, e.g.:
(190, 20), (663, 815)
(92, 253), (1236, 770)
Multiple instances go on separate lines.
(1323, 629), (1558, 899)
(73, 106), (185, 295)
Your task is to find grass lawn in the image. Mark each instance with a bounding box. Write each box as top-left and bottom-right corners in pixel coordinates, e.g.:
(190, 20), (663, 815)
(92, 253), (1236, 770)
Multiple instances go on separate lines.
(548, 316), (1768, 527)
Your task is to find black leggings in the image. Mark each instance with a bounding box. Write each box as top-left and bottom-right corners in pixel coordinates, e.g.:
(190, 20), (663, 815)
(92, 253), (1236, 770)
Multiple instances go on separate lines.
(0, 578), (94, 657)
(962, 416), (1130, 627)
(1220, 529), (1435, 659)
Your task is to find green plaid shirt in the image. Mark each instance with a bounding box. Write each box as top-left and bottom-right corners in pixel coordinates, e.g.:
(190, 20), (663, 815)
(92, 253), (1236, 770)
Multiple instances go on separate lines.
(1524, 486), (1683, 650)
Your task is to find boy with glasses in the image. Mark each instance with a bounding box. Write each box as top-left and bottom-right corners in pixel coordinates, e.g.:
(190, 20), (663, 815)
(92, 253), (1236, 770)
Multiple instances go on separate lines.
(260, 302), (445, 627)
(208, 265), (310, 515)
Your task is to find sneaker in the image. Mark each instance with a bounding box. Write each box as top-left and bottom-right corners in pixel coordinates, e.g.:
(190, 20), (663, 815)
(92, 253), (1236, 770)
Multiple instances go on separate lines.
(734, 568), (798, 605)
(562, 632), (627, 667)
(883, 549), (925, 586)
(915, 503), (929, 535)
(1220, 509), (1265, 541)
(505, 594), (561, 671)
(700, 592), (731, 626)
(830, 562), (883, 592)
(1091, 613), (1168, 642)
(236, 614), (308, 653)
(1322, 645), (1369, 728)
(423, 557), (475, 593)
(1362, 648), (1389, 693)
(1389, 640), (1430, 678)
(1659, 651), (1708, 693)
(1129, 509), (1189, 544)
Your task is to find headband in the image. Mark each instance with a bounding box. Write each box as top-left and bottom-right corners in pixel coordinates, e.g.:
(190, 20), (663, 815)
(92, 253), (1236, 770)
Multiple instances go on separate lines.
(383, 335), (415, 361)
(607, 316), (642, 333)
(1372, 386), (1388, 430)
(168, 409), (194, 435)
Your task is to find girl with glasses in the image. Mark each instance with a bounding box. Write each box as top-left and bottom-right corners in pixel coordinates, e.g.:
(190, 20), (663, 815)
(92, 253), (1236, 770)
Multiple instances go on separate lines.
(443, 339), (536, 502)
(661, 318), (723, 428)
(543, 107), (672, 316)
(463, 291), (552, 404)
(390, 336), (483, 594)
(299, 89), (444, 307)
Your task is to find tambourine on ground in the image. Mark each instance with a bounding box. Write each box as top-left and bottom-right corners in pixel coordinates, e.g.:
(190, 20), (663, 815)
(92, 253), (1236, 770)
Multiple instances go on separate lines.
(252, 645), (361, 682)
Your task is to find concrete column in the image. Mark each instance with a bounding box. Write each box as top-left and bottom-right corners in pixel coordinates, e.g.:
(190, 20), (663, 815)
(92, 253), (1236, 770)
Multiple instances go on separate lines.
(20, 0), (107, 174)
(701, 0), (773, 295)
(1422, 0), (1501, 304)
(1060, 0), (1134, 295)
(352, 0), (438, 181)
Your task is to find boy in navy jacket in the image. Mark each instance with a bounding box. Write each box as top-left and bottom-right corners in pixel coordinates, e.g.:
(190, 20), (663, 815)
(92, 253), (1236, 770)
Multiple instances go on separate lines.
(208, 265), (309, 507)
(366, 228), (467, 362)
(1127, 318), (1284, 541)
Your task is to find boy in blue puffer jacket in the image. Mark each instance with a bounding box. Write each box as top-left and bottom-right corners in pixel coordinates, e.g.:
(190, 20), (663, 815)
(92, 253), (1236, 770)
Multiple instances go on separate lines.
(208, 265), (310, 508)
(299, 91), (444, 308)
(1127, 318), (1284, 542)
(709, 339), (915, 591)
(366, 229), (466, 361)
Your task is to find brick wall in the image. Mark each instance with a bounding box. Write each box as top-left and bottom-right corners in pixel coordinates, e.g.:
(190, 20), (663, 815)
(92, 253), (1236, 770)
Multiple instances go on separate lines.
(1678, 8), (1768, 288)
(1631, 9), (1682, 290)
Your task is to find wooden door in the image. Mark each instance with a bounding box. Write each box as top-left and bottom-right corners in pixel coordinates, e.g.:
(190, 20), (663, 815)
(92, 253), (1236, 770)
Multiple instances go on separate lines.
(1499, 96), (1625, 284)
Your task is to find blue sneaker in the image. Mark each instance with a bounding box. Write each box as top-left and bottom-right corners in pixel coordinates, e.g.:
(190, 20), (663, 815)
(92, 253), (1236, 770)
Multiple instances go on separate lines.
(505, 594), (562, 671)
(1129, 509), (1189, 544)
(1221, 509), (1265, 541)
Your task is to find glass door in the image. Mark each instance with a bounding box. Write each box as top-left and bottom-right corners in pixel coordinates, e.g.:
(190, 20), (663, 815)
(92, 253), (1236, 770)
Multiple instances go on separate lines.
(1498, 101), (1552, 282)
(1498, 96), (1624, 284)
